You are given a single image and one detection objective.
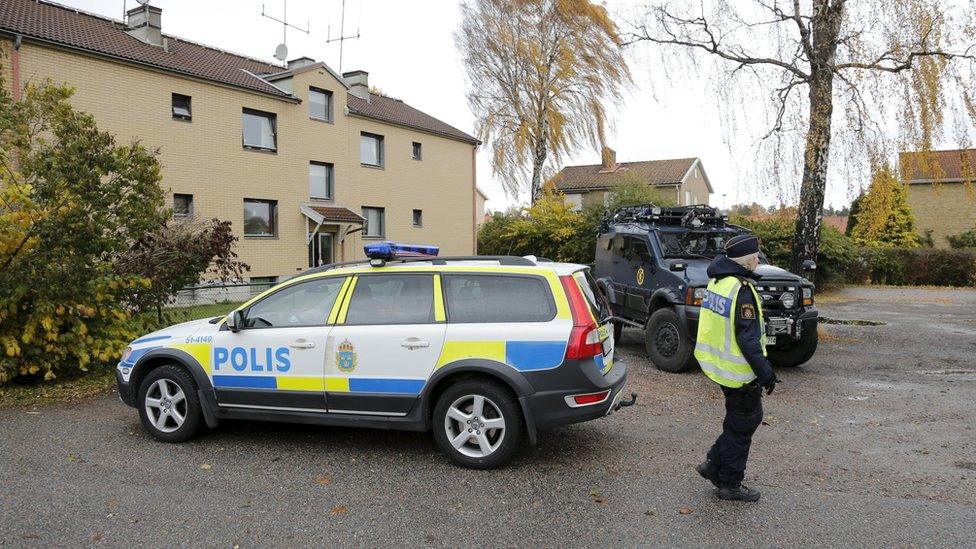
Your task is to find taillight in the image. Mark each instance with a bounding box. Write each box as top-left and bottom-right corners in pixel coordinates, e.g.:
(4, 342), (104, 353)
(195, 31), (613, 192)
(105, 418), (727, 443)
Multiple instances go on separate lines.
(561, 276), (602, 359)
(564, 389), (612, 407)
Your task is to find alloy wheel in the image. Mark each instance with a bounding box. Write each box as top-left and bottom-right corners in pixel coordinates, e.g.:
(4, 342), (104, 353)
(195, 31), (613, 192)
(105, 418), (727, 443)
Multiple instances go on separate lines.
(144, 378), (187, 434)
(443, 394), (506, 458)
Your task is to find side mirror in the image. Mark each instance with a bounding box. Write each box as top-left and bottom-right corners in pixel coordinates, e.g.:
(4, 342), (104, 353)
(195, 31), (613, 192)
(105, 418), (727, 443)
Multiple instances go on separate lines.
(670, 262), (687, 272)
(802, 260), (817, 273)
(227, 309), (245, 333)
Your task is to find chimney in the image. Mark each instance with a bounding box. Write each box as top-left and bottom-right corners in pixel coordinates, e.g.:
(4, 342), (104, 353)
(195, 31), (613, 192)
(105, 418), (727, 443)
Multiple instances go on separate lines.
(125, 3), (164, 48)
(599, 146), (617, 172)
(287, 57), (317, 70)
(343, 70), (370, 102)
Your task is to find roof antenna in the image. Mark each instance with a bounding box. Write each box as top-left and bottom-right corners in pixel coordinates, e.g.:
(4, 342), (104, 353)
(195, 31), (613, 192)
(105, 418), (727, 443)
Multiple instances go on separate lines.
(261, 0), (310, 62)
(326, 0), (361, 74)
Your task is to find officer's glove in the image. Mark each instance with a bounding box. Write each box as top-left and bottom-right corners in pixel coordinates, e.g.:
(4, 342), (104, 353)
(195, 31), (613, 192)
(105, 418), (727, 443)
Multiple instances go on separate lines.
(762, 376), (779, 395)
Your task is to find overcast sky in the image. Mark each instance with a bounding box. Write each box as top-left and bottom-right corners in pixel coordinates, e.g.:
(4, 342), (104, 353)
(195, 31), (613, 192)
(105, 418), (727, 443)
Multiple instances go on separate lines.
(64, 0), (911, 211)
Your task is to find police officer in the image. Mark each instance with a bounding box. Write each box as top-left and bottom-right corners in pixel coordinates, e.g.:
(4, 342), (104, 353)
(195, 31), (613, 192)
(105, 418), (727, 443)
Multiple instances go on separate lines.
(693, 234), (777, 502)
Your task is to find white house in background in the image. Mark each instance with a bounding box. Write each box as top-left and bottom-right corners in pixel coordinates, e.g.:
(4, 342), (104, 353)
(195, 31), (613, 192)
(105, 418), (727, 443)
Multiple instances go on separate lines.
(553, 148), (714, 210)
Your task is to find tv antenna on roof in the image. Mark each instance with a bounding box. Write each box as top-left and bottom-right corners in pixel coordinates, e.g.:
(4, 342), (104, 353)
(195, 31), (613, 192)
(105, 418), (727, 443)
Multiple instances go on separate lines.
(261, 0), (310, 62)
(325, 0), (361, 73)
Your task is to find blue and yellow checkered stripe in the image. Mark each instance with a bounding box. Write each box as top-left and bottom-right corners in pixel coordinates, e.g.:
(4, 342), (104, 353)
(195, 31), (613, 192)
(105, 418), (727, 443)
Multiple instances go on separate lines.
(212, 374), (426, 395)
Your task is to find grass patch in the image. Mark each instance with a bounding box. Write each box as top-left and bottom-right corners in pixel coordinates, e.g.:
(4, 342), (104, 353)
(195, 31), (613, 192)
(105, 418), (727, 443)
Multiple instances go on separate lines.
(0, 367), (116, 409)
(134, 300), (243, 332)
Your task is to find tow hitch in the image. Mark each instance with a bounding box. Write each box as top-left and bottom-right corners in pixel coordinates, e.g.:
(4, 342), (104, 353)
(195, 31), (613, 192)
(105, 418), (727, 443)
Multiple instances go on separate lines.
(616, 392), (638, 410)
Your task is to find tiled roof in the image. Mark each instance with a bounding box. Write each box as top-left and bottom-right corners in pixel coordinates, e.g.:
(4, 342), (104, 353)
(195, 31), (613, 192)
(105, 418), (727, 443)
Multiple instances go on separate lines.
(348, 93), (479, 144)
(0, 0), (291, 98)
(553, 158), (697, 192)
(900, 149), (976, 182)
(306, 205), (365, 224)
(2, 0), (480, 144)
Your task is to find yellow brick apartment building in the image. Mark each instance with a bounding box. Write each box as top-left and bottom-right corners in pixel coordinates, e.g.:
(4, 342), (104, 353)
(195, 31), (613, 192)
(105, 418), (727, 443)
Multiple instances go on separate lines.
(0, 0), (481, 284)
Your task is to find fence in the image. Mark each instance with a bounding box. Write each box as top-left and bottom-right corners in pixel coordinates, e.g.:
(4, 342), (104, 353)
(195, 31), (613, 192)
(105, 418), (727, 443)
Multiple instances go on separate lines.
(141, 281), (278, 328)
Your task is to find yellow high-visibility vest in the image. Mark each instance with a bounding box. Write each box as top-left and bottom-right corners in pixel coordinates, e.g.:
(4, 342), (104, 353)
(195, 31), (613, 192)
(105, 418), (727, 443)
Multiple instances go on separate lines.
(694, 276), (767, 388)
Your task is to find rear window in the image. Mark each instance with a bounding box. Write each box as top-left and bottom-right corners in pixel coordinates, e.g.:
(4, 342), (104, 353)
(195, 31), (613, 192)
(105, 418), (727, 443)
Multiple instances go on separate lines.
(443, 274), (555, 323)
(573, 270), (609, 321)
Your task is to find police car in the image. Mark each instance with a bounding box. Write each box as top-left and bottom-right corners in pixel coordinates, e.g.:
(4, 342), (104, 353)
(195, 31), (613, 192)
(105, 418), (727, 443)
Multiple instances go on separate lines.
(116, 243), (632, 469)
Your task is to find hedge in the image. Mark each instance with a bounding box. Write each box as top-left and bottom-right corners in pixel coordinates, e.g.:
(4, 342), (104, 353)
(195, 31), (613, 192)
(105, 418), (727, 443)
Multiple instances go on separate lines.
(849, 248), (976, 286)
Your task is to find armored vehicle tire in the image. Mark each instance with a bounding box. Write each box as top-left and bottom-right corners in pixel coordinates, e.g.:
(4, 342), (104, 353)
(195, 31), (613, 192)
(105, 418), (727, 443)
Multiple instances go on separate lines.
(613, 321), (623, 344)
(432, 379), (523, 470)
(137, 365), (202, 443)
(645, 308), (695, 373)
(768, 326), (818, 368)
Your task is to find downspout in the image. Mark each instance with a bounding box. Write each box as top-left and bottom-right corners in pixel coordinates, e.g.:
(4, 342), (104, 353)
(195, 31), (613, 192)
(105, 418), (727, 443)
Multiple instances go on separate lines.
(471, 146), (477, 254)
(12, 34), (22, 101)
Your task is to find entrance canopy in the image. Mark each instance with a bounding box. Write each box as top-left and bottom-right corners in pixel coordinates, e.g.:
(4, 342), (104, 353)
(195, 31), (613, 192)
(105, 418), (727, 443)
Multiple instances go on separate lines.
(300, 203), (365, 246)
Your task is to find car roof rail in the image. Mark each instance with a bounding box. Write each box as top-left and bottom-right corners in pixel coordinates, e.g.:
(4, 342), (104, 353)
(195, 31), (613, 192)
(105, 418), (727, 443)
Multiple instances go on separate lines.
(301, 255), (537, 275)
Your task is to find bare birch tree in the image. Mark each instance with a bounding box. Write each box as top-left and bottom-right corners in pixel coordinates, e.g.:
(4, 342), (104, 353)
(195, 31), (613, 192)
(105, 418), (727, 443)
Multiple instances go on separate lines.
(626, 0), (976, 274)
(457, 0), (631, 201)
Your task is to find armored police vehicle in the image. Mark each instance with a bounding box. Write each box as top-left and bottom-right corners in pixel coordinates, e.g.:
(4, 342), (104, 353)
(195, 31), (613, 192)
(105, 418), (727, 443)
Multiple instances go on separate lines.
(594, 205), (819, 373)
(116, 242), (633, 469)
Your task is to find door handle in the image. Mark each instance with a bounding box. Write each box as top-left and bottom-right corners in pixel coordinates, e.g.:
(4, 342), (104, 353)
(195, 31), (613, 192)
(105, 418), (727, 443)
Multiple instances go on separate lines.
(400, 338), (430, 349)
(290, 339), (315, 349)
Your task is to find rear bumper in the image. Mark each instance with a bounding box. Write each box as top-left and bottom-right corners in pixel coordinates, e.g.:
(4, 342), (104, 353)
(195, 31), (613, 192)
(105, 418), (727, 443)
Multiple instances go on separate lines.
(521, 359), (628, 431)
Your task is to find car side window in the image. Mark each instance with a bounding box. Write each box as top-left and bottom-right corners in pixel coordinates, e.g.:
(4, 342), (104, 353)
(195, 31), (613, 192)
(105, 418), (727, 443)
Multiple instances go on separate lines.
(626, 237), (652, 262)
(344, 274), (434, 325)
(244, 277), (346, 328)
(443, 274), (555, 323)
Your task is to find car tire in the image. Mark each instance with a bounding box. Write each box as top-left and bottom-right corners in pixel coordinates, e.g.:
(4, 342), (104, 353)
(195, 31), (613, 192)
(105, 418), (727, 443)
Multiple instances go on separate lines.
(137, 364), (202, 443)
(768, 326), (819, 368)
(645, 308), (695, 373)
(432, 379), (523, 469)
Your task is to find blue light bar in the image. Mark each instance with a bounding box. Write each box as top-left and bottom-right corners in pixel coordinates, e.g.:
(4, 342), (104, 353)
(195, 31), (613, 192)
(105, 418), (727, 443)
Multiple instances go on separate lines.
(364, 242), (440, 260)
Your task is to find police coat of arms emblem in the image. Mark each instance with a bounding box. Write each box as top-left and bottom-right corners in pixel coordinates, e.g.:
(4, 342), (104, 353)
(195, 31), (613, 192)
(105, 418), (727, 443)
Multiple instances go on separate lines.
(336, 339), (357, 373)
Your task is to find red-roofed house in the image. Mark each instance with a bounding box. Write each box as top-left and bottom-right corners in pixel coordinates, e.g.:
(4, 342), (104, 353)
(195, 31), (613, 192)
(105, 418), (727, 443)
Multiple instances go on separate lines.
(900, 149), (976, 248)
(552, 149), (714, 209)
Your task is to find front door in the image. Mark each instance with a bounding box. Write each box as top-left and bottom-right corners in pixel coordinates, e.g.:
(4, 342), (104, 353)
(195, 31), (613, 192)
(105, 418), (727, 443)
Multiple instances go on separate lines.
(210, 276), (348, 411)
(308, 232), (334, 268)
(624, 236), (654, 315)
(325, 273), (447, 416)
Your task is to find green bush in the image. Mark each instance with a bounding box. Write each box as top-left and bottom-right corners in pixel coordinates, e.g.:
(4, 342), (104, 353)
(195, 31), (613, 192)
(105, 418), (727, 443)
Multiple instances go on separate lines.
(730, 215), (857, 283)
(947, 226), (976, 249)
(850, 248), (976, 286)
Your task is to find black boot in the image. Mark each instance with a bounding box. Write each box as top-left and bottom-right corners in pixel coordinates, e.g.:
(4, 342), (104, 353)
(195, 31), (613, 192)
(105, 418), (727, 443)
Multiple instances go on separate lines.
(696, 460), (720, 488)
(716, 484), (761, 502)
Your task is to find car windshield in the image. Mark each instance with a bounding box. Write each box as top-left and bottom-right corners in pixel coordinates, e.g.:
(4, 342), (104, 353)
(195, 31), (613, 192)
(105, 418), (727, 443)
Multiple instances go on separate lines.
(656, 230), (748, 258)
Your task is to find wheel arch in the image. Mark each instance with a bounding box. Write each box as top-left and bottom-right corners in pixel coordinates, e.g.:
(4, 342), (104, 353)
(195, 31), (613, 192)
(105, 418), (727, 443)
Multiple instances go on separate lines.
(420, 359), (536, 441)
(131, 348), (219, 428)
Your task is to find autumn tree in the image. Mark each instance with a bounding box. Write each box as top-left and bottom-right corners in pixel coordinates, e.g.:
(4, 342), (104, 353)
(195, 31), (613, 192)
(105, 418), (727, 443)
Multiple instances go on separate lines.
(457, 0), (631, 201)
(626, 0), (976, 275)
(848, 165), (920, 248)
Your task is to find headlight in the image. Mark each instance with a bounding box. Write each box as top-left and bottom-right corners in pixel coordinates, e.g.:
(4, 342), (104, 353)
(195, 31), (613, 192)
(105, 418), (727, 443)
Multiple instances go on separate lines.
(688, 287), (707, 305)
(779, 291), (796, 309)
(694, 288), (707, 300)
(802, 287), (814, 305)
(120, 346), (132, 361)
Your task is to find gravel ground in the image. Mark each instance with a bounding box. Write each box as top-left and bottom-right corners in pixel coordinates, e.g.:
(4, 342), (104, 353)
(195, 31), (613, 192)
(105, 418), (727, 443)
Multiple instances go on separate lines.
(1, 286), (974, 548)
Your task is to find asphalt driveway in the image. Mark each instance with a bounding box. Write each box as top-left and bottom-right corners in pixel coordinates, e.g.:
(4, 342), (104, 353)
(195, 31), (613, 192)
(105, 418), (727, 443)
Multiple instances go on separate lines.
(1, 286), (974, 547)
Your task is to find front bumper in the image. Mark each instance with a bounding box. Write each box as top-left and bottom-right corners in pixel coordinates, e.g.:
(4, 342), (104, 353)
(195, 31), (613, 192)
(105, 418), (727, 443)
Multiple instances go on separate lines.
(522, 359), (628, 431)
(116, 369), (136, 407)
(678, 304), (819, 344)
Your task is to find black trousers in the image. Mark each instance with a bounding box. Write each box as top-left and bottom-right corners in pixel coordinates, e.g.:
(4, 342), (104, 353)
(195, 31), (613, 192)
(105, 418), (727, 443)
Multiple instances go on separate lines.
(706, 382), (764, 487)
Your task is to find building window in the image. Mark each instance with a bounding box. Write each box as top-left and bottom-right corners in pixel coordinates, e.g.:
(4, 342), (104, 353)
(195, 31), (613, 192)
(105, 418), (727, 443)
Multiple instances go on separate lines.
(308, 87), (333, 122)
(173, 193), (193, 217)
(413, 209), (423, 227)
(362, 206), (385, 238)
(244, 199), (277, 237)
(360, 132), (384, 167)
(242, 108), (277, 151)
(171, 93), (191, 121)
(309, 161), (334, 200)
(249, 276), (278, 296)
(412, 142), (422, 160)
